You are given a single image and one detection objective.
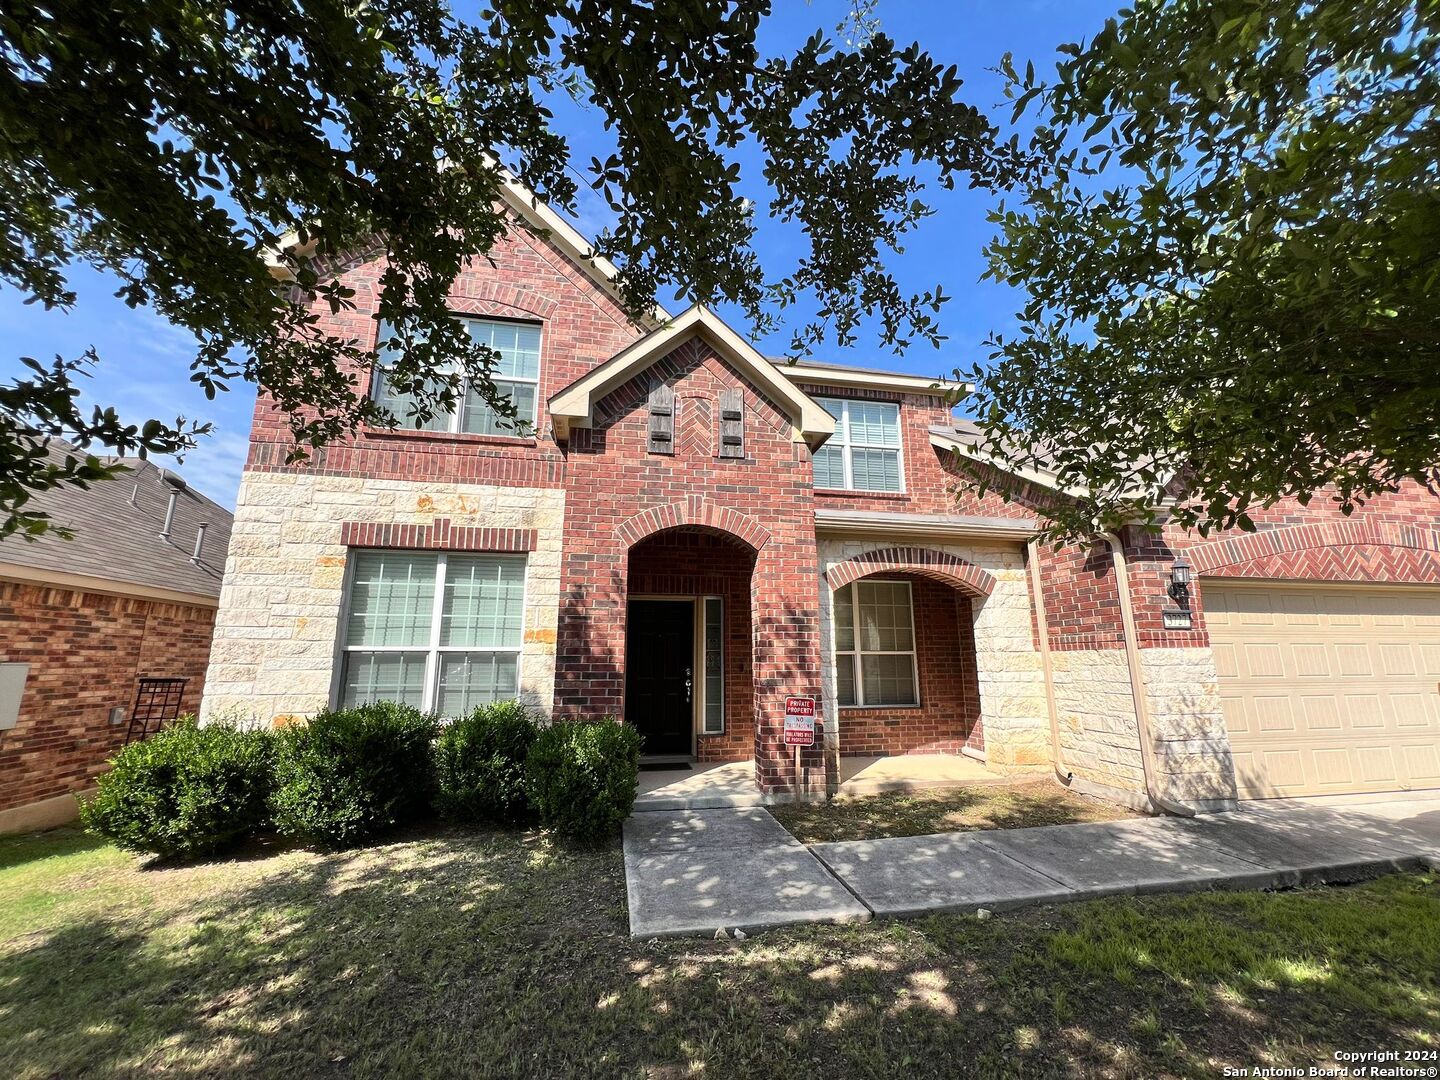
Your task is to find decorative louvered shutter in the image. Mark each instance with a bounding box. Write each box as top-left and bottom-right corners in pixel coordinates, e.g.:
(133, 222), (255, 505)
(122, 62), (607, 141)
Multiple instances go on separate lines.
(647, 383), (675, 454)
(718, 389), (744, 459)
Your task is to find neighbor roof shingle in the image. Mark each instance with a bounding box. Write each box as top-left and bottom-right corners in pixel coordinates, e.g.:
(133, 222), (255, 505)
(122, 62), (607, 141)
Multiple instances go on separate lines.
(0, 442), (233, 601)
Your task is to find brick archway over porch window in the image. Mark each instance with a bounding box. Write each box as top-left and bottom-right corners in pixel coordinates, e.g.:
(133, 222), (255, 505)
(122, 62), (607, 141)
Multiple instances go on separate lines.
(825, 546), (996, 598)
(615, 497), (772, 552)
(1186, 520), (1440, 583)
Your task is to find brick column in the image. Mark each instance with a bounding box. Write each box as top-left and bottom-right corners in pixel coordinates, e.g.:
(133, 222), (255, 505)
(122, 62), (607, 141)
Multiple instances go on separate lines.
(751, 536), (824, 795)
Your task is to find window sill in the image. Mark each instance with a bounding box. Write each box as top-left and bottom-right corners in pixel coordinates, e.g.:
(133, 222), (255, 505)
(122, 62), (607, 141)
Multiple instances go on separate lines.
(360, 426), (538, 449)
(838, 703), (923, 711)
(815, 488), (909, 501)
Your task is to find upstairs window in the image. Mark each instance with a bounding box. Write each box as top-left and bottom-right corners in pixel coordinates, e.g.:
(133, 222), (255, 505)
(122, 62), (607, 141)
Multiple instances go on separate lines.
(339, 550), (525, 715)
(833, 580), (919, 707)
(374, 318), (542, 437)
(813, 397), (902, 492)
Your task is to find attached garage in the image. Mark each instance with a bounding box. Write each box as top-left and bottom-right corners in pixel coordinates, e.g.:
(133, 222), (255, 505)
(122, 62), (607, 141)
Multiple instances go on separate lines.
(1206, 581), (1440, 799)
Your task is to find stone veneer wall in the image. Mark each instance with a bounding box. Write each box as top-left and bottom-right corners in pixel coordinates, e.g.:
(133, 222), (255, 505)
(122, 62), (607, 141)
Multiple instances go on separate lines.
(204, 471), (565, 723)
(817, 538), (1049, 771)
(1037, 538), (1237, 807)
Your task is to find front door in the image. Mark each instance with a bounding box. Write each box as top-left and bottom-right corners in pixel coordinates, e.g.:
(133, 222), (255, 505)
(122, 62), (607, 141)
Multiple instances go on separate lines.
(626, 599), (695, 756)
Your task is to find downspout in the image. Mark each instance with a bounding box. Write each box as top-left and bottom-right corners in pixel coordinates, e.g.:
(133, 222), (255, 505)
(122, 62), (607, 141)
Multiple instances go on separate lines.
(1099, 531), (1196, 818)
(1025, 538), (1072, 787)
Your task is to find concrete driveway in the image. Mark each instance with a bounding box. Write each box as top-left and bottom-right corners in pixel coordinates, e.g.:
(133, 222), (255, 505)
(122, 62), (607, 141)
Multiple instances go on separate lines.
(1258, 792), (1440, 848)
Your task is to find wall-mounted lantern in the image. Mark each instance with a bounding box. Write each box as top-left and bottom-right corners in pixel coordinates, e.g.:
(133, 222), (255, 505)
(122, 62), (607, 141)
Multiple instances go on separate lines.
(1163, 555), (1194, 630)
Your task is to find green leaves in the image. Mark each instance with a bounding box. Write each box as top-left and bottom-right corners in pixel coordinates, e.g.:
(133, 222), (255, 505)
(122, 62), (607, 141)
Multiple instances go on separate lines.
(1, 1), (1018, 529)
(966, 0), (1440, 539)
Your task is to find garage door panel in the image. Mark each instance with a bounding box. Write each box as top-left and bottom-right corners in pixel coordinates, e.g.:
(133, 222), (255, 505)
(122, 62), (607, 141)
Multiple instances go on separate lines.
(1298, 695), (1342, 732)
(1207, 582), (1440, 798)
(1292, 644), (1330, 677)
(1310, 748), (1353, 786)
(1402, 744), (1440, 783)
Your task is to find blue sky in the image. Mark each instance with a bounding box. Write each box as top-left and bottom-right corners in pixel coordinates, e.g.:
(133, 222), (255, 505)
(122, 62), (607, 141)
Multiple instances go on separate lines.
(0, 0), (1121, 509)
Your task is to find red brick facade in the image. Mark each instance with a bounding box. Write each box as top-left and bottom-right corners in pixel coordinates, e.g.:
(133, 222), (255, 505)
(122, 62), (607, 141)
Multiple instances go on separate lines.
(232, 207), (1440, 802)
(0, 581), (216, 814)
(554, 338), (825, 790)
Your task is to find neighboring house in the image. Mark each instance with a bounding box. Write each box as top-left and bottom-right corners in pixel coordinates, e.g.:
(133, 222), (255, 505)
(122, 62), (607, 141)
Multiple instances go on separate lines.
(204, 179), (1440, 809)
(0, 446), (232, 832)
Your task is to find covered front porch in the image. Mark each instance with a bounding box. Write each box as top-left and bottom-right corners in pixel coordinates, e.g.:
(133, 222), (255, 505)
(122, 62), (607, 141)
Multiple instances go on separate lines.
(634, 753), (1008, 811)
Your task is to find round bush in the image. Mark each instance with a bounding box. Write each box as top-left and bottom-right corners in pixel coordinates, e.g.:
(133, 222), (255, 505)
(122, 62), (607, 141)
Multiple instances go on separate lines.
(524, 719), (641, 845)
(270, 701), (438, 847)
(79, 717), (274, 859)
(434, 700), (538, 823)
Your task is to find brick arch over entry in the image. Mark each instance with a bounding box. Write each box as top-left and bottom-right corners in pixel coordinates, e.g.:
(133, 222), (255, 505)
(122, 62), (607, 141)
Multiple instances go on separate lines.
(615, 497), (772, 552)
(1187, 520), (1440, 584)
(825, 546), (995, 598)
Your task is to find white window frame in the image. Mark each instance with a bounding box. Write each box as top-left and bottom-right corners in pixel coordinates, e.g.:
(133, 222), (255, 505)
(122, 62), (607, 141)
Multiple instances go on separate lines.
(700, 595), (725, 736)
(372, 316), (542, 438)
(814, 397), (905, 493)
(337, 550), (528, 715)
(833, 578), (921, 708)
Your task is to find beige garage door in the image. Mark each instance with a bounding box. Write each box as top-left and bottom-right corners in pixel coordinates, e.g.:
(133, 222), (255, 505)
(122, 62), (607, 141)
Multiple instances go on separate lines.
(1206, 582), (1440, 798)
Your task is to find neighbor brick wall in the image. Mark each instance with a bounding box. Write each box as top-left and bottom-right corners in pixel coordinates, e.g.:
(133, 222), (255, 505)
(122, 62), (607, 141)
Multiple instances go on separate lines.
(0, 581), (215, 813)
(838, 575), (982, 756)
(556, 338), (824, 792)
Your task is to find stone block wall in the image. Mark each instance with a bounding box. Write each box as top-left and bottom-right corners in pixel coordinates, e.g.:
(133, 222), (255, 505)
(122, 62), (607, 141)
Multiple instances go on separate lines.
(204, 472), (565, 724)
(0, 581), (215, 820)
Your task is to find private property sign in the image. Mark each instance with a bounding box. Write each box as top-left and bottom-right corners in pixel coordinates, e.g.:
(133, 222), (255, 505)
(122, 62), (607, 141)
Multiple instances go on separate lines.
(783, 696), (816, 746)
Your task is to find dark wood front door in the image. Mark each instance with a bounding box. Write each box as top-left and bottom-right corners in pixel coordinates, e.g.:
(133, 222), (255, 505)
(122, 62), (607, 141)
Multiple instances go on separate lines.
(626, 599), (694, 756)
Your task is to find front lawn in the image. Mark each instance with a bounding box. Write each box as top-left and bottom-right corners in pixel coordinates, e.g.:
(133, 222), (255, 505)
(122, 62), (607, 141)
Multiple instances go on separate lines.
(769, 779), (1137, 844)
(2, 825), (1436, 1079)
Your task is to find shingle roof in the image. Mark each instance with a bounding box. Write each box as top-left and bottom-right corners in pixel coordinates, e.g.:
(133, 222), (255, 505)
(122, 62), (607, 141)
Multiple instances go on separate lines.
(0, 442), (233, 601)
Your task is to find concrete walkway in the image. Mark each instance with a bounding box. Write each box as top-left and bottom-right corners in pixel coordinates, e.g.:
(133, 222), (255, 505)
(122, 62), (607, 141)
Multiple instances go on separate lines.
(622, 799), (1440, 938)
(623, 807), (870, 937)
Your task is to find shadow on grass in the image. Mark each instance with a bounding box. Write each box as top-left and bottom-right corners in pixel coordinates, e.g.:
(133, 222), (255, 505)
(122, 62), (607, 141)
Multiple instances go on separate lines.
(0, 824), (108, 872)
(770, 781), (1133, 845)
(0, 821), (1435, 1080)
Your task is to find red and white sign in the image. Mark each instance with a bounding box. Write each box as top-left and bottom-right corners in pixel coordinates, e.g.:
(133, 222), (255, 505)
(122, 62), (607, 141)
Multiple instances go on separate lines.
(783, 696), (817, 746)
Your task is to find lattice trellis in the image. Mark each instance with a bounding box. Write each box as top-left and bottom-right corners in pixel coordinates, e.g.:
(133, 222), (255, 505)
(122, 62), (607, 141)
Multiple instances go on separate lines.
(124, 678), (188, 745)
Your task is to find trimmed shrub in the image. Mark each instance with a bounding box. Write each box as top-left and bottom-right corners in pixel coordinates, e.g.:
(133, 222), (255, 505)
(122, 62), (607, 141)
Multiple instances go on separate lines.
(434, 700), (539, 823)
(524, 719), (641, 845)
(79, 717), (274, 859)
(270, 701), (438, 847)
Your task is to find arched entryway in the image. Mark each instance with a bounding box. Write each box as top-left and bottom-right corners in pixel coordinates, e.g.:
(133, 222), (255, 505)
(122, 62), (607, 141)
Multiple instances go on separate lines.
(822, 546), (994, 767)
(625, 526), (758, 762)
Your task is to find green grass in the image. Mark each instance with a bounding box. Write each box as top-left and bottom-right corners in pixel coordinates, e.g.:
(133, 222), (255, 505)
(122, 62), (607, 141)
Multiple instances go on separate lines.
(768, 779), (1136, 844)
(1, 824), (1436, 1079)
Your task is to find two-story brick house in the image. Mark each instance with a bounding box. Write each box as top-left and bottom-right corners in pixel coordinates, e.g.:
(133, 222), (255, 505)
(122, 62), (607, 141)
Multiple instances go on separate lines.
(204, 179), (1440, 808)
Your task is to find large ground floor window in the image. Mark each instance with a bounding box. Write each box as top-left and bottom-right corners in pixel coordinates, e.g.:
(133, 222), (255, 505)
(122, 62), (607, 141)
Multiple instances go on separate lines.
(339, 549), (525, 714)
(833, 579), (919, 707)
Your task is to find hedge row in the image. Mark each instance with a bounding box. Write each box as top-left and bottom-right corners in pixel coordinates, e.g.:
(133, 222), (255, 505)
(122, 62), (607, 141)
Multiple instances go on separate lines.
(80, 703), (641, 858)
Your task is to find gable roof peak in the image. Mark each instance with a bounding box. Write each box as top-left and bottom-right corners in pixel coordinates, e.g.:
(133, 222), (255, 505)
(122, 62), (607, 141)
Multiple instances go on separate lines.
(549, 303), (835, 447)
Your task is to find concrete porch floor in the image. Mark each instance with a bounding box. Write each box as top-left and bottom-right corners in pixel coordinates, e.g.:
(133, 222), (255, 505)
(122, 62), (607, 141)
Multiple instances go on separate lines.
(633, 753), (1009, 812)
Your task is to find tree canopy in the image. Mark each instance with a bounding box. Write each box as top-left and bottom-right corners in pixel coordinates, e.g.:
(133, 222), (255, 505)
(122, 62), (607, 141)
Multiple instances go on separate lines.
(0, 0), (1023, 537)
(962, 0), (1440, 539)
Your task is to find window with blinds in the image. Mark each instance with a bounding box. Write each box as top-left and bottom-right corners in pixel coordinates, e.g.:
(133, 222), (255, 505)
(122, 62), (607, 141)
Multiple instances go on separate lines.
(340, 550), (525, 714)
(812, 397), (903, 492)
(373, 318), (542, 437)
(833, 579), (919, 707)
